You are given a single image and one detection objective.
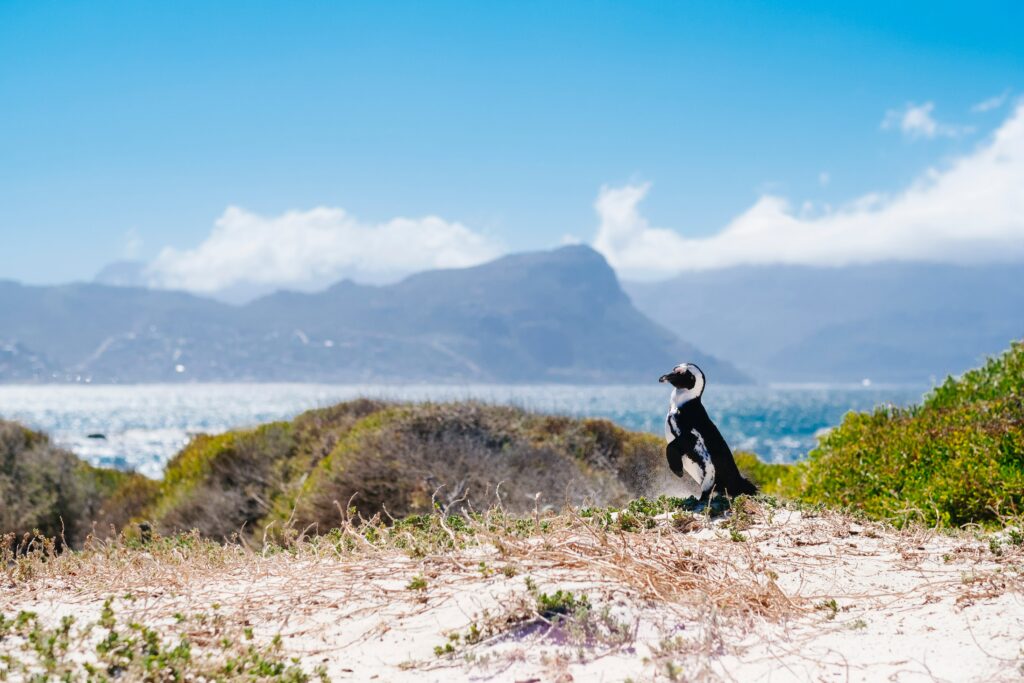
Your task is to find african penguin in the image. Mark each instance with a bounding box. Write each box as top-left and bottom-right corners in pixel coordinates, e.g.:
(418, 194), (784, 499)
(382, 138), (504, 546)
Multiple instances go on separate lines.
(660, 363), (757, 498)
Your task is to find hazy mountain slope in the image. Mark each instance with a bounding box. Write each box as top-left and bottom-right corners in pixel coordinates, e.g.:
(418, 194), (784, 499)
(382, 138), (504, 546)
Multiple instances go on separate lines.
(624, 263), (1024, 382)
(244, 246), (746, 383)
(0, 281), (237, 379)
(0, 247), (748, 383)
(0, 340), (58, 381)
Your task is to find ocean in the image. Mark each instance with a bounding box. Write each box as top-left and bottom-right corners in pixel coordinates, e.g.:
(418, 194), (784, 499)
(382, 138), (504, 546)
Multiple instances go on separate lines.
(0, 383), (927, 478)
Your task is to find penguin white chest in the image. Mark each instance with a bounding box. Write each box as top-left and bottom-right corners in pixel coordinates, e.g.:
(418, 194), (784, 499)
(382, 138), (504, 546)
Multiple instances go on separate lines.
(665, 411), (716, 496)
(687, 429), (716, 496)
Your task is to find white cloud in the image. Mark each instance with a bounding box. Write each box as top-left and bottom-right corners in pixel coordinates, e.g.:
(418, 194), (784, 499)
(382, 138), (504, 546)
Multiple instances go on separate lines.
(818, 171), (830, 187)
(594, 103), (1024, 280)
(881, 101), (971, 139)
(145, 205), (502, 293)
(971, 90), (1010, 113)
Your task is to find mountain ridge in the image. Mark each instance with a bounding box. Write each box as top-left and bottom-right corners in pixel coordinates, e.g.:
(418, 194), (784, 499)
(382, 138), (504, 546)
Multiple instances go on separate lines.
(1, 246), (749, 384)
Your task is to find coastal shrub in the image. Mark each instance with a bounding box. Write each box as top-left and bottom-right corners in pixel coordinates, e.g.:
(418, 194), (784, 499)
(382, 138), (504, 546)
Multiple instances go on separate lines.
(150, 422), (297, 539)
(78, 466), (159, 540)
(147, 399), (389, 539)
(127, 400), (661, 540)
(289, 398), (389, 475)
(0, 420), (88, 545)
(732, 451), (803, 498)
(0, 420), (151, 547)
(287, 402), (664, 529)
(794, 340), (1024, 527)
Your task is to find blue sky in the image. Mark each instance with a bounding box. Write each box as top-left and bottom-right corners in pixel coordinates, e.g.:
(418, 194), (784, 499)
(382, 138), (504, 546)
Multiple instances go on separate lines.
(1, 1), (1022, 290)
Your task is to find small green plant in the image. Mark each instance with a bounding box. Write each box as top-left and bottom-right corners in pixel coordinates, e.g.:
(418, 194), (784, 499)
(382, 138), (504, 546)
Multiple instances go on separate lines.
(433, 642), (455, 657)
(815, 599), (839, 620)
(0, 602), (312, 681)
(407, 575), (428, 591)
(535, 590), (590, 619)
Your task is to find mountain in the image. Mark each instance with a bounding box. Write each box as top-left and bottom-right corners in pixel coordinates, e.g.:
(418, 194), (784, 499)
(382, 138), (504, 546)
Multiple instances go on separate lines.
(624, 263), (1024, 383)
(0, 246), (748, 384)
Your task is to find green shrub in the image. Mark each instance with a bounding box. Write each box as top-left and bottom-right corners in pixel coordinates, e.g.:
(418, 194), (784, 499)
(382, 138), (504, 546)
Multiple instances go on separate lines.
(150, 422), (296, 539)
(79, 467), (159, 540)
(794, 340), (1024, 527)
(0, 420), (154, 547)
(733, 451), (804, 498)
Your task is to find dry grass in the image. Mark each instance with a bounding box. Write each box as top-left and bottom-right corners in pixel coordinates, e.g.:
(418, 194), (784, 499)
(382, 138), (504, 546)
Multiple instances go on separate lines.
(3, 497), (1023, 681)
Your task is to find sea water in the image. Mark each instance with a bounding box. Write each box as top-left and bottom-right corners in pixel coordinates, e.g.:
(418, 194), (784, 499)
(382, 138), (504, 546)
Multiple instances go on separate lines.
(0, 383), (926, 478)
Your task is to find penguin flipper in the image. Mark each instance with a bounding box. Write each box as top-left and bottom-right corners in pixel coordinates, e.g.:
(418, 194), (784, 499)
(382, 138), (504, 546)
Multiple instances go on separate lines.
(665, 432), (697, 478)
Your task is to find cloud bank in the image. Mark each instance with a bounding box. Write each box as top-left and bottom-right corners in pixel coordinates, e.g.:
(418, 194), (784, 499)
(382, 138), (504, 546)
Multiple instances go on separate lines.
(595, 102), (1024, 280)
(146, 206), (501, 293)
(145, 102), (1024, 294)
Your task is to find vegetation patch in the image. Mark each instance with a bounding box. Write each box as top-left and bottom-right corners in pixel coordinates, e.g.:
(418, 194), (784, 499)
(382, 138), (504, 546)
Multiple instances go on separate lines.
(434, 578), (633, 662)
(795, 341), (1024, 527)
(737, 341), (1024, 529)
(6, 341), (1024, 546)
(2, 399), (665, 546)
(281, 402), (664, 533)
(0, 599), (323, 682)
(0, 420), (153, 549)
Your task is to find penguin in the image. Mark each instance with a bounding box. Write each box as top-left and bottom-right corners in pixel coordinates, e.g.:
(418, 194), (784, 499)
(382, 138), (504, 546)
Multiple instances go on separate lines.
(660, 363), (757, 498)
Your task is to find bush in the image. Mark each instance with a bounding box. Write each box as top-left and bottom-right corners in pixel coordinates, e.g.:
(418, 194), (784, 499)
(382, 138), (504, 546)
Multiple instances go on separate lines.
(792, 340), (1024, 527)
(113, 400), (663, 540)
(287, 402), (664, 530)
(732, 451), (802, 498)
(147, 401), (392, 539)
(149, 423), (296, 539)
(0, 420), (152, 547)
(4, 400), (666, 545)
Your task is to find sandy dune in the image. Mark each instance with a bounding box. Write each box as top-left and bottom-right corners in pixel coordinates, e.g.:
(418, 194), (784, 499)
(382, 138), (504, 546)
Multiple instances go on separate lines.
(2, 501), (1022, 681)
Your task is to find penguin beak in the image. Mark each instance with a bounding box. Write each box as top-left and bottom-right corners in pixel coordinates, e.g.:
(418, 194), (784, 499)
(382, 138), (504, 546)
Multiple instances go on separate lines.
(659, 373), (671, 383)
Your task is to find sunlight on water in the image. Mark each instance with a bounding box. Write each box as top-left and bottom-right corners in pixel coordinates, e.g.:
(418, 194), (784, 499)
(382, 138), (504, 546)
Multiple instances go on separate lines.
(0, 383), (927, 478)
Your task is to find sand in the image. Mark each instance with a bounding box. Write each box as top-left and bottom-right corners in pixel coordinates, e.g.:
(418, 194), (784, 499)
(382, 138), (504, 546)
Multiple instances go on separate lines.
(2, 503), (1022, 682)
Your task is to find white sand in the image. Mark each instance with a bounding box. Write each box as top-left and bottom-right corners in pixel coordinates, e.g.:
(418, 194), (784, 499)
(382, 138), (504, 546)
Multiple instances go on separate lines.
(2, 507), (1022, 682)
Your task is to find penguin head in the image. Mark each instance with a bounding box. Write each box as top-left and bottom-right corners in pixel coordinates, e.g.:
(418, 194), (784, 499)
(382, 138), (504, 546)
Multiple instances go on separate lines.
(659, 363), (705, 400)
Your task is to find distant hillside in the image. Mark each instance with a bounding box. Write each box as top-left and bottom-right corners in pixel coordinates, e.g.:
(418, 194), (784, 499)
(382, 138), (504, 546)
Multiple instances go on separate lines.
(625, 263), (1024, 383)
(0, 246), (747, 384)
